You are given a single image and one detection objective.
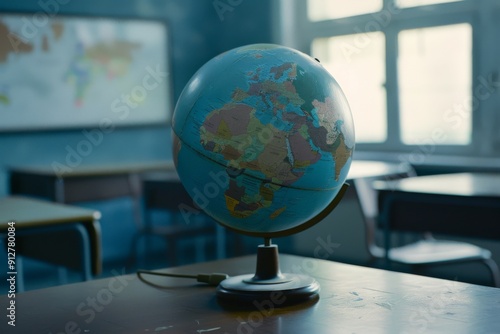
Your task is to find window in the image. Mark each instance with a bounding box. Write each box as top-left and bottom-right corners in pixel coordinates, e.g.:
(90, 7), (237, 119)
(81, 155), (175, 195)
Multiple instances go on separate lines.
(396, 0), (462, 8)
(312, 32), (387, 143)
(398, 24), (472, 145)
(280, 0), (500, 160)
(308, 0), (383, 21)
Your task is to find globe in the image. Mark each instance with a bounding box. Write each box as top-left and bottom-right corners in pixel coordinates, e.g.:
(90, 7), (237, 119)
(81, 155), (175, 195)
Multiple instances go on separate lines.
(172, 43), (355, 237)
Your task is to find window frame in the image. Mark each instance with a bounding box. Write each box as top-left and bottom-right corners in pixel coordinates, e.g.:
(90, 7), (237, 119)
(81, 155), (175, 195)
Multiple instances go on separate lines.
(277, 0), (500, 164)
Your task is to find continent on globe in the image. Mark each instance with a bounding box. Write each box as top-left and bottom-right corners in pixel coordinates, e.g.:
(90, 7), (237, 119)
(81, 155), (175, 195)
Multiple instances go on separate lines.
(173, 44), (355, 234)
(199, 61), (352, 219)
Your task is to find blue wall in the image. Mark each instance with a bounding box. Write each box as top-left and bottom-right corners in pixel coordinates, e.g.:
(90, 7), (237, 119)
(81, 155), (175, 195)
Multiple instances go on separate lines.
(0, 0), (273, 266)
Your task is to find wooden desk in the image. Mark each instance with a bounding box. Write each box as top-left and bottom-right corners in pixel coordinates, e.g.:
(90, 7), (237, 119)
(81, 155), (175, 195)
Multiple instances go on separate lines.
(2, 254), (500, 333)
(9, 161), (175, 202)
(374, 173), (500, 240)
(0, 196), (102, 291)
(9, 161), (175, 228)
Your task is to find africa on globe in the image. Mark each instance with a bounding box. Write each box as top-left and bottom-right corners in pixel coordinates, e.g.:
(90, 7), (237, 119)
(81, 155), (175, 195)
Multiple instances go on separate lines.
(172, 43), (355, 236)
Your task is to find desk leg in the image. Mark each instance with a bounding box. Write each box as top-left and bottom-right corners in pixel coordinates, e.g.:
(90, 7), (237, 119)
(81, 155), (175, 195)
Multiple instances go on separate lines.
(74, 223), (92, 281)
(54, 178), (70, 285)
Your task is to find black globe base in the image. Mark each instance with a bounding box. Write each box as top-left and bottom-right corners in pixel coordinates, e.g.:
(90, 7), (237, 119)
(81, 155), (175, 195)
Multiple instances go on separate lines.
(216, 273), (319, 305)
(216, 241), (320, 306)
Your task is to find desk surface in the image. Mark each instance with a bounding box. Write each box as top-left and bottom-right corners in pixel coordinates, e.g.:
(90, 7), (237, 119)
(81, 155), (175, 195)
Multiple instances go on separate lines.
(0, 196), (101, 228)
(3, 254), (499, 333)
(0, 196), (102, 276)
(9, 161), (176, 204)
(374, 172), (500, 197)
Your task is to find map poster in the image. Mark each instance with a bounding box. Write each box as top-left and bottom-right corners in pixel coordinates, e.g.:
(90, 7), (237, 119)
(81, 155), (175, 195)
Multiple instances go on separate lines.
(0, 13), (171, 131)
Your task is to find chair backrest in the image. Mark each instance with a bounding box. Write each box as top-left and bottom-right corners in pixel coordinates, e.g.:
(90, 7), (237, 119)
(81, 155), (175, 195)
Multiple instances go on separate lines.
(141, 171), (213, 227)
(288, 162), (417, 265)
(352, 162), (417, 259)
(283, 181), (374, 265)
(143, 175), (194, 211)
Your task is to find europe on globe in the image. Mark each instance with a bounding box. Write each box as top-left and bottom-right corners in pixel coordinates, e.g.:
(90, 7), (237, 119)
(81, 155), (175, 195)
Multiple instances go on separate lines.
(172, 43), (355, 236)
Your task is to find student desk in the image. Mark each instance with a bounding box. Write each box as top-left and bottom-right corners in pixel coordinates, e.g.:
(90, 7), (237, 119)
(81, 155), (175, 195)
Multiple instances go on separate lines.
(375, 172), (500, 240)
(8, 161), (175, 226)
(0, 196), (102, 291)
(2, 254), (500, 333)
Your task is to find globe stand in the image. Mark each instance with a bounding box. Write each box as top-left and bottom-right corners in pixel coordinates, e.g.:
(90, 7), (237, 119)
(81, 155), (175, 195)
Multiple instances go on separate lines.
(216, 238), (319, 305)
(216, 183), (350, 306)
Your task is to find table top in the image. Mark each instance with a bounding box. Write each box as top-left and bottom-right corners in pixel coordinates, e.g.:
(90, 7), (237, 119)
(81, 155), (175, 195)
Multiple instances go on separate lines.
(0, 196), (101, 229)
(3, 254), (499, 333)
(374, 172), (500, 197)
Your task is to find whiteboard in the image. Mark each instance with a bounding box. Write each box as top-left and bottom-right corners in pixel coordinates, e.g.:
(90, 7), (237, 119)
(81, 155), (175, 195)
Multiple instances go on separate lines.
(0, 13), (173, 131)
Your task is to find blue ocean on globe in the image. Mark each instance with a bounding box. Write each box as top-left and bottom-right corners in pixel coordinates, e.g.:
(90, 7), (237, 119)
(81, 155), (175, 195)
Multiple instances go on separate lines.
(172, 44), (355, 235)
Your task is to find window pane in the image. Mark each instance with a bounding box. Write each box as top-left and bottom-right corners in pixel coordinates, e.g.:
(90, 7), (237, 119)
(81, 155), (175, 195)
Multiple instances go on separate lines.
(397, 0), (462, 8)
(398, 24), (472, 145)
(312, 32), (387, 143)
(308, 0), (383, 21)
